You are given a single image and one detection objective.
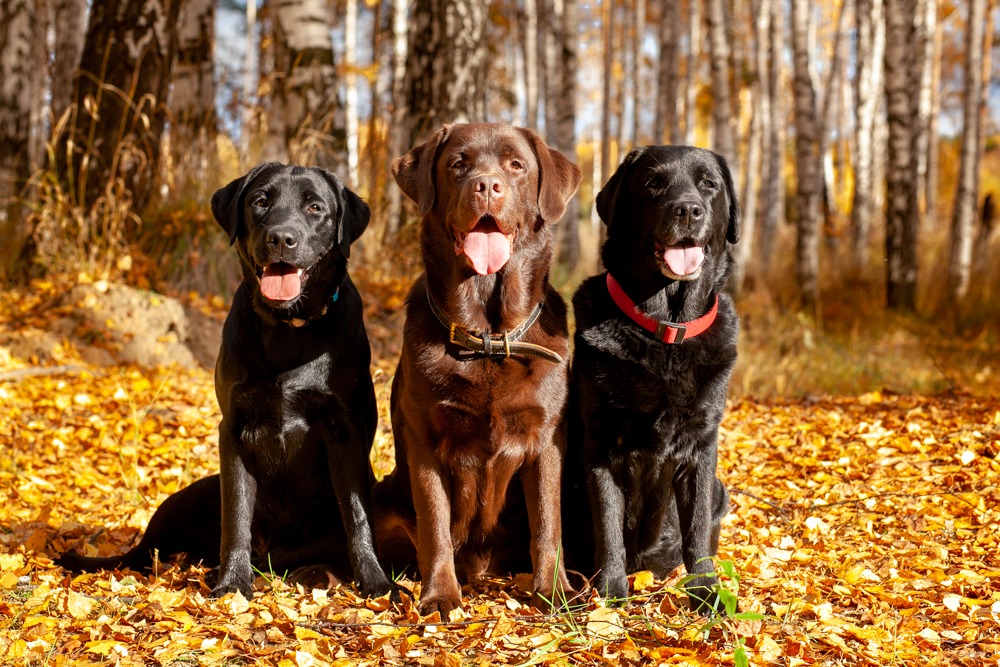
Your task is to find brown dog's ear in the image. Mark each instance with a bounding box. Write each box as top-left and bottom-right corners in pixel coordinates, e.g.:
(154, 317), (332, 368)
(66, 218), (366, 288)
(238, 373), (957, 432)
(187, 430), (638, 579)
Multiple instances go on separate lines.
(522, 129), (582, 222)
(211, 162), (281, 245)
(713, 152), (741, 244)
(312, 168), (370, 258)
(595, 147), (646, 226)
(392, 125), (452, 217)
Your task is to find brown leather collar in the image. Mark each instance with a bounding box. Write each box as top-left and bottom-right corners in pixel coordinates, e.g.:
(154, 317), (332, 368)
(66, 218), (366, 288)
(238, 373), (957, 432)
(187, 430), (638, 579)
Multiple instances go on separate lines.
(426, 290), (563, 363)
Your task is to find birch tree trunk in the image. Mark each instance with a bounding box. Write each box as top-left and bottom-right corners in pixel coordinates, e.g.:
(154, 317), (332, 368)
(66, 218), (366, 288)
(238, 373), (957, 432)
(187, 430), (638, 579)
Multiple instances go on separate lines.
(0, 0), (34, 275)
(599, 0), (615, 188)
(818, 0), (848, 238)
(851, 0), (885, 273)
(28, 0), (49, 174)
(262, 0), (344, 173)
(654, 0), (679, 144)
(386, 0), (410, 236)
(685, 0), (701, 145)
(629, 0), (645, 146)
(791, 0), (822, 313)
(758, 0), (785, 266)
(63, 0), (180, 214)
(884, 0), (920, 311)
(51, 0), (86, 123)
(915, 0), (937, 217)
(948, 0), (988, 303)
(552, 0), (580, 268)
(170, 0), (217, 189)
(706, 0), (736, 165)
(524, 0), (539, 128)
(345, 0), (359, 187)
(399, 0), (487, 148)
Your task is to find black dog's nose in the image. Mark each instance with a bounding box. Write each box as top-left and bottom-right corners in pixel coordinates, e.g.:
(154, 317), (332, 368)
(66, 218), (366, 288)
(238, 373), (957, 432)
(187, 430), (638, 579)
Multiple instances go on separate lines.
(671, 201), (704, 221)
(267, 227), (299, 249)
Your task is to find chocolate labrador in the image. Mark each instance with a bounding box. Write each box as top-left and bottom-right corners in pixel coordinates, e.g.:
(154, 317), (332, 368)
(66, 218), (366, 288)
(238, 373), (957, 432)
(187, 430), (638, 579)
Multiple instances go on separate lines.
(59, 164), (393, 600)
(566, 146), (738, 614)
(374, 123), (582, 615)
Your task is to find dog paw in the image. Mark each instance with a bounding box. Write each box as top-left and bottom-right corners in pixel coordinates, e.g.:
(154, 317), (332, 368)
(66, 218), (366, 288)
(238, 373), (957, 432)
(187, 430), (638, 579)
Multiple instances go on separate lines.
(359, 573), (398, 601)
(685, 575), (724, 616)
(594, 572), (629, 606)
(418, 594), (463, 618)
(210, 571), (255, 600)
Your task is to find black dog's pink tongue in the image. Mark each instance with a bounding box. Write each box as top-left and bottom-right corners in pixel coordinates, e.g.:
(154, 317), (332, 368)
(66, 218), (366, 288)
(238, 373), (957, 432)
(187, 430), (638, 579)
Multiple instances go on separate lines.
(463, 218), (511, 275)
(260, 263), (301, 301)
(663, 246), (705, 276)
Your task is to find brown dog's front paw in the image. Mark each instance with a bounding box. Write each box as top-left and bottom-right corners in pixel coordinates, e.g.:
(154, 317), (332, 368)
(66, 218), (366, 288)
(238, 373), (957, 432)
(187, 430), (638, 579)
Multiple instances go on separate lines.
(418, 594), (463, 618)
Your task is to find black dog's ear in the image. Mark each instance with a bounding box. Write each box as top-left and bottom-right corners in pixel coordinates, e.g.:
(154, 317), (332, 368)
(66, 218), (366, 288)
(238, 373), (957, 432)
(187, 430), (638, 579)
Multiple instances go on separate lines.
(211, 163), (281, 245)
(595, 147), (646, 226)
(392, 124), (452, 217)
(519, 128), (582, 222)
(311, 168), (370, 258)
(714, 152), (741, 244)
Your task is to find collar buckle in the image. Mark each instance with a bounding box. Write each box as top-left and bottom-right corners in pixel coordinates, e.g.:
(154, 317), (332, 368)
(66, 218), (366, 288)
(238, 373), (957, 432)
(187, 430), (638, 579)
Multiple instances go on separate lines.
(655, 321), (686, 344)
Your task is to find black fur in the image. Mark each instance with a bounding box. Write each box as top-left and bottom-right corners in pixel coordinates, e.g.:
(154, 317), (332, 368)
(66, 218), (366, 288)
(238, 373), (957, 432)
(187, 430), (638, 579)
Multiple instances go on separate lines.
(565, 146), (739, 614)
(59, 165), (393, 600)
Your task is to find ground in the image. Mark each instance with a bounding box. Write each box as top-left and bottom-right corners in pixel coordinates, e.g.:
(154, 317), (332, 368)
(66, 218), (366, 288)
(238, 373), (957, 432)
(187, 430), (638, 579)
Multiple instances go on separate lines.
(0, 274), (998, 666)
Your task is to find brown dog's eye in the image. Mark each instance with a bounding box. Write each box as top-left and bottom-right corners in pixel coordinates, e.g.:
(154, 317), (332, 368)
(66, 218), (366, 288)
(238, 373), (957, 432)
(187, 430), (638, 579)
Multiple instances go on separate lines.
(450, 158), (464, 170)
(510, 159), (525, 171)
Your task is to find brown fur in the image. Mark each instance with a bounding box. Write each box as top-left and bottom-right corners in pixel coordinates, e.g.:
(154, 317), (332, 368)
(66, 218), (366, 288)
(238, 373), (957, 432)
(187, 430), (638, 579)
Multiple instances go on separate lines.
(374, 123), (582, 615)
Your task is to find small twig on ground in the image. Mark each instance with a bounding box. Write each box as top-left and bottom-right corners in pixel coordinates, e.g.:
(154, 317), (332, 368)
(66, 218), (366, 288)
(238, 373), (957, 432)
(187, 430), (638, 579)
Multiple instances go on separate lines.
(0, 365), (88, 382)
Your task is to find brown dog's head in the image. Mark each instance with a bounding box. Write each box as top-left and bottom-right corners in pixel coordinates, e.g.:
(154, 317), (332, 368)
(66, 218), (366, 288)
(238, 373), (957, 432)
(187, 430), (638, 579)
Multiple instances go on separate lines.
(597, 146), (739, 289)
(393, 123), (581, 276)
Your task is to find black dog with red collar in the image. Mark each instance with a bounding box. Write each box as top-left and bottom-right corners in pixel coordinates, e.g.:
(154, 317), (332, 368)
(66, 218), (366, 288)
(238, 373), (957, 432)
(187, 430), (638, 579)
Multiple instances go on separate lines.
(565, 145), (740, 615)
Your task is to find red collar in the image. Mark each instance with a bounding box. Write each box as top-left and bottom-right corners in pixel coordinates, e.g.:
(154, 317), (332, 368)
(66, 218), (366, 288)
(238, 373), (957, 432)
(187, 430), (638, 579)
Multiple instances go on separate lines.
(606, 273), (719, 344)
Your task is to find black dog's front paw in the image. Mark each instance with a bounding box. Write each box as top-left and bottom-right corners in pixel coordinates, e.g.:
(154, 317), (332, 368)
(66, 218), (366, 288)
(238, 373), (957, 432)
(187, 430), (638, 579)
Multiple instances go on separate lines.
(211, 570), (255, 600)
(594, 571), (630, 606)
(359, 572), (400, 602)
(685, 575), (724, 616)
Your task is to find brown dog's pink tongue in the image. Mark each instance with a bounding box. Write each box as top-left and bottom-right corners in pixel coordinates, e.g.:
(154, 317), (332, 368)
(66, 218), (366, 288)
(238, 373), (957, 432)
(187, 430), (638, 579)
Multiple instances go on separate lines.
(663, 246), (705, 276)
(260, 263), (302, 301)
(463, 219), (511, 275)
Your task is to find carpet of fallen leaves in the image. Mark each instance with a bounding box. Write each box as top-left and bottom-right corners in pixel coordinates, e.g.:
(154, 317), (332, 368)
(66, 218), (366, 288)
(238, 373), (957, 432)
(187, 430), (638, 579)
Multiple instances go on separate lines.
(1, 277), (999, 666)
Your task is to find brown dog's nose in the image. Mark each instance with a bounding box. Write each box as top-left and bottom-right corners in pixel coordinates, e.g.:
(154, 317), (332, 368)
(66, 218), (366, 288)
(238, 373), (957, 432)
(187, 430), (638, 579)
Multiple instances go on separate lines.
(671, 201), (704, 221)
(474, 175), (505, 199)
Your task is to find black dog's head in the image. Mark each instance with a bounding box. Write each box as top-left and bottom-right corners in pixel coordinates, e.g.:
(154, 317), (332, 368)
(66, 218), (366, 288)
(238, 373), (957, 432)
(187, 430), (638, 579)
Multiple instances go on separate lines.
(597, 146), (739, 290)
(211, 164), (370, 316)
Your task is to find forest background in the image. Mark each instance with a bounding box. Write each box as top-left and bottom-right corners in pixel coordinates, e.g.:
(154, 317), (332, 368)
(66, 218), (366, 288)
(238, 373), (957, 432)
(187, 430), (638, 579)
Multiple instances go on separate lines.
(0, 0), (999, 665)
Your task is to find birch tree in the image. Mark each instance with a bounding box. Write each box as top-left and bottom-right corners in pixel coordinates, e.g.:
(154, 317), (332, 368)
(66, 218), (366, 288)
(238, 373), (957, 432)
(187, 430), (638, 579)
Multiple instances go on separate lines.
(884, 0), (920, 311)
(757, 0), (785, 266)
(790, 0), (822, 312)
(549, 0), (581, 268)
(61, 0), (180, 214)
(170, 0), (217, 188)
(398, 0), (487, 148)
(0, 0), (34, 275)
(262, 0), (345, 172)
(948, 0), (988, 303)
(51, 0), (87, 123)
(707, 0), (736, 165)
(654, 0), (679, 144)
(852, 0), (885, 273)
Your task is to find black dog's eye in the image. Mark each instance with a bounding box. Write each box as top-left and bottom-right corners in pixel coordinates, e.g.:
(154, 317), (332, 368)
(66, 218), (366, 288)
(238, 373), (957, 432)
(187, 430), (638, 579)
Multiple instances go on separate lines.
(701, 178), (717, 190)
(252, 196), (267, 208)
(645, 177), (662, 189)
(307, 203), (321, 213)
